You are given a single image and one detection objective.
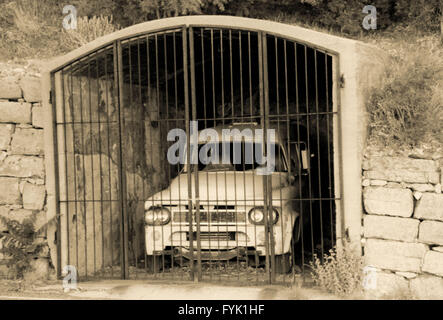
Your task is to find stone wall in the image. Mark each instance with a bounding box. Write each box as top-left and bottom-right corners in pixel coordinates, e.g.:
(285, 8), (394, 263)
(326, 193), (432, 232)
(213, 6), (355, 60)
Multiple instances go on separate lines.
(362, 146), (443, 299)
(0, 62), (51, 280)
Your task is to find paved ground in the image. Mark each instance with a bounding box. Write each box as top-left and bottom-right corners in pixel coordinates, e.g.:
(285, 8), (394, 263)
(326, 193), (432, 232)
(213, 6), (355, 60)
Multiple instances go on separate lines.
(0, 279), (341, 300)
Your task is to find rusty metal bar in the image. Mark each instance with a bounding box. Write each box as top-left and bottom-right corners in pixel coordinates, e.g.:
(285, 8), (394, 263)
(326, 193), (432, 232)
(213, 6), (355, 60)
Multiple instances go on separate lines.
(117, 40), (129, 279)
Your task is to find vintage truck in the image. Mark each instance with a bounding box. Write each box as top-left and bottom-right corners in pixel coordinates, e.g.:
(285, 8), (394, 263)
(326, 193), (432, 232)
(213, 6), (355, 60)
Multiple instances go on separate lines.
(144, 122), (309, 273)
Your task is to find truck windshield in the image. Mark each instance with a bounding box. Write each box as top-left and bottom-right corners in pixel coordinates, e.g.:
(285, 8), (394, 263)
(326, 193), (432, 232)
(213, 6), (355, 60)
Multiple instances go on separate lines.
(186, 142), (287, 172)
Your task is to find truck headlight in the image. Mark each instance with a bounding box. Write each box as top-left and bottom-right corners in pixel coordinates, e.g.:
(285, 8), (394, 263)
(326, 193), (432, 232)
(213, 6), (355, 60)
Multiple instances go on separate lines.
(248, 207), (279, 225)
(145, 207), (171, 226)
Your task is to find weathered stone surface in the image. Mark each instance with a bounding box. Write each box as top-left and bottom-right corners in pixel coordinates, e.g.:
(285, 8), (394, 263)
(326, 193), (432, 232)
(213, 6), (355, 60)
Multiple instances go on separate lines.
(23, 258), (49, 281)
(364, 239), (428, 272)
(396, 271), (418, 279)
(0, 77), (22, 99)
(0, 177), (21, 205)
(363, 157), (437, 172)
(364, 271), (410, 299)
(0, 101), (31, 124)
(0, 208), (35, 232)
(364, 215), (419, 242)
(363, 187), (413, 217)
(0, 155), (44, 178)
(405, 183), (435, 192)
(411, 275), (443, 299)
(0, 207), (10, 231)
(22, 183), (46, 210)
(422, 250), (443, 277)
(363, 170), (438, 184)
(370, 179), (387, 186)
(31, 105), (45, 129)
(414, 193), (443, 222)
(8, 209), (34, 223)
(428, 172), (440, 184)
(19, 76), (41, 103)
(433, 246), (443, 253)
(419, 221), (443, 245)
(414, 191), (423, 200)
(0, 124), (14, 150)
(10, 128), (44, 155)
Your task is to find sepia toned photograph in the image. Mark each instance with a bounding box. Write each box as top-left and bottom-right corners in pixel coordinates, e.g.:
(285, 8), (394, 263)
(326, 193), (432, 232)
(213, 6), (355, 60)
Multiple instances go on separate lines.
(0, 0), (442, 306)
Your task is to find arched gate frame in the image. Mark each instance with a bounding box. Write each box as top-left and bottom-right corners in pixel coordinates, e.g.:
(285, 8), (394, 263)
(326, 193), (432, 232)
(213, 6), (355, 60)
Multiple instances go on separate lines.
(42, 16), (374, 284)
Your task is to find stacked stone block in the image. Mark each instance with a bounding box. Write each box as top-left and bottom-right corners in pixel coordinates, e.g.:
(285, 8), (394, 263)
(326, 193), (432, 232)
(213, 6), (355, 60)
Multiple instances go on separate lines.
(0, 74), (49, 280)
(362, 154), (443, 299)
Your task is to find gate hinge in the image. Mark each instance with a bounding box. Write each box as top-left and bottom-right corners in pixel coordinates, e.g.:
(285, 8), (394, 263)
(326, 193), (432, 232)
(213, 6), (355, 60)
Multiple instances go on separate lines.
(339, 74), (345, 88)
(49, 89), (53, 104)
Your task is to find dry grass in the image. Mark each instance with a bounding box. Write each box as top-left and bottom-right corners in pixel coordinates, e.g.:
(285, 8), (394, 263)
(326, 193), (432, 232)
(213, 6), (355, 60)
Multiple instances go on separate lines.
(310, 244), (364, 296)
(0, 0), (119, 60)
(63, 15), (118, 48)
(365, 33), (443, 147)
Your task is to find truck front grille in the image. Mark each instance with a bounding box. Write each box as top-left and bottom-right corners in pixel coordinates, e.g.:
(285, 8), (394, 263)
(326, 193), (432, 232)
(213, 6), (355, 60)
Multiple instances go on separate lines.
(173, 206), (246, 224)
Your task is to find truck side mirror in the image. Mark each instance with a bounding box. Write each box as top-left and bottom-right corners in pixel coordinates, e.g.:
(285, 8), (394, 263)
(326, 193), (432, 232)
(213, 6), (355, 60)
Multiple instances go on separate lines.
(301, 149), (309, 170)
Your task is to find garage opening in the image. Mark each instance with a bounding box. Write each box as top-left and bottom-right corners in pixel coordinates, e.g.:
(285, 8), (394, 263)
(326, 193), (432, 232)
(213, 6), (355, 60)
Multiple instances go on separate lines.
(51, 21), (340, 284)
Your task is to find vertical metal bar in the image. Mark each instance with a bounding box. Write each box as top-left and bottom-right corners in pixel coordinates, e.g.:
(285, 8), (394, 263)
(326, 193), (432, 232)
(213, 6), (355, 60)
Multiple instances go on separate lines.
(127, 40), (136, 277)
(201, 28), (213, 281)
(249, 32), (258, 283)
(117, 41), (129, 279)
(332, 54), (344, 248)
(189, 27), (202, 282)
(95, 54), (105, 275)
(69, 67), (80, 276)
(60, 70), (70, 271)
(283, 39), (297, 280)
(258, 32), (271, 283)
(136, 38), (143, 275)
(154, 34), (165, 276)
(173, 31), (185, 278)
(304, 45), (315, 261)
(104, 50), (114, 277)
(164, 33), (175, 278)
(325, 54), (334, 247)
(262, 32), (276, 283)
(51, 73), (63, 278)
(314, 50), (324, 259)
(182, 27), (195, 281)
(87, 60), (97, 275)
(77, 64), (89, 279)
(229, 29), (240, 280)
(146, 34), (154, 274)
(274, 36), (287, 282)
(294, 43), (305, 280)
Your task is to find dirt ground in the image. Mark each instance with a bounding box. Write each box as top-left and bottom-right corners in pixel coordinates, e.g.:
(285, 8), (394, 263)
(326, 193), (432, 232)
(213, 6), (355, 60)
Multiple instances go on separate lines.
(0, 279), (342, 300)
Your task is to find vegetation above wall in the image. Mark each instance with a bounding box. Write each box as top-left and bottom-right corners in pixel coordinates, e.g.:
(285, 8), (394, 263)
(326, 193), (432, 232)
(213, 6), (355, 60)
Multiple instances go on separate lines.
(0, 0), (441, 148)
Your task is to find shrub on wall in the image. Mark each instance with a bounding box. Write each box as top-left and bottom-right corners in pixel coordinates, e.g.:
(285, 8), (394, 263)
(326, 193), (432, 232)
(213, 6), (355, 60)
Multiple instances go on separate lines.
(0, 216), (45, 279)
(367, 36), (443, 147)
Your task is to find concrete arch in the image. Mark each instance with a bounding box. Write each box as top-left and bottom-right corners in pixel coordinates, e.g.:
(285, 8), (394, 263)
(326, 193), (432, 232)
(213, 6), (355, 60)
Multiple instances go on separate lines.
(43, 16), (388, 275)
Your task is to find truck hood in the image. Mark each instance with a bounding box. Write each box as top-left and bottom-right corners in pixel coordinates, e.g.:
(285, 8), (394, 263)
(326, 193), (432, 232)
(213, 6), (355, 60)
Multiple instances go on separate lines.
(148, 171), (291, 203)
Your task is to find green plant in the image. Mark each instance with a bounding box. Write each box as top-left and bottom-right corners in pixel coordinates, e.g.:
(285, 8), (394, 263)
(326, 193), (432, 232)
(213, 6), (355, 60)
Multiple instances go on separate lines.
(310, 243), (363, 296)
(0, 216), (45, 279)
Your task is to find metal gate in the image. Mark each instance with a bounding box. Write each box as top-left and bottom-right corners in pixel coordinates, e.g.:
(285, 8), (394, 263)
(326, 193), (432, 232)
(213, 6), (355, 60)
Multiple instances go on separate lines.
(51, 24), (340, 284)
